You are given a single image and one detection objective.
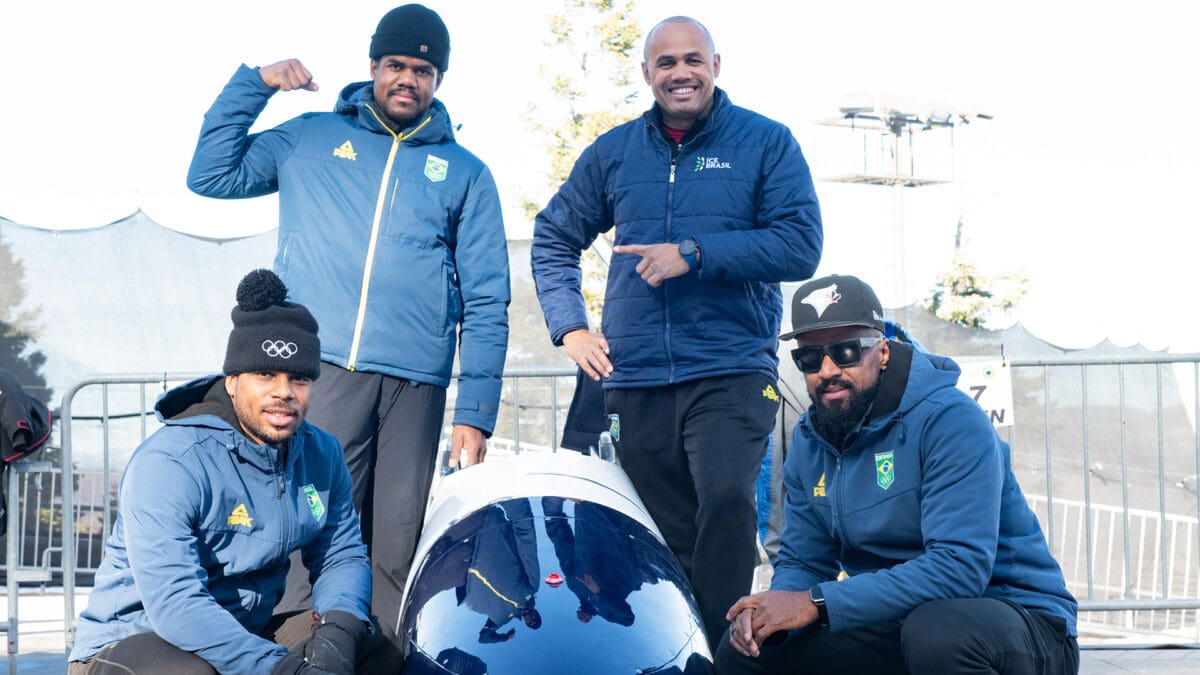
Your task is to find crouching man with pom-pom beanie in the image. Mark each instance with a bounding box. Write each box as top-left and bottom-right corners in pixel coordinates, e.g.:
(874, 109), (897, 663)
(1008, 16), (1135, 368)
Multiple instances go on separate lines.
(68, 270), (401, 674)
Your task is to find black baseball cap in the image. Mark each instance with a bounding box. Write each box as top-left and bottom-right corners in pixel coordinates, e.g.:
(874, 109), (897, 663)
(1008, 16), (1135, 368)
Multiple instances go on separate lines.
(780, 274), (886, 340)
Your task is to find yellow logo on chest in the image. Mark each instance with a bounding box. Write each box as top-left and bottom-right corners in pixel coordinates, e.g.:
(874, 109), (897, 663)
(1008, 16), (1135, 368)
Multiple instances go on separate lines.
(333, 141), (357, 161)
(227, 503), (253, 528)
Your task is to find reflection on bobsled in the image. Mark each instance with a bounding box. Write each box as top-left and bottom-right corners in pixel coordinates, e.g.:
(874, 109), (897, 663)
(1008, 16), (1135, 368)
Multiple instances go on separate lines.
(398, 452), (712, 674)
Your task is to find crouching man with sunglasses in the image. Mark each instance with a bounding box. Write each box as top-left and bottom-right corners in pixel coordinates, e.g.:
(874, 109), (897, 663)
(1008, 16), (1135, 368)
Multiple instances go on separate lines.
(715, 274), (1079, 675)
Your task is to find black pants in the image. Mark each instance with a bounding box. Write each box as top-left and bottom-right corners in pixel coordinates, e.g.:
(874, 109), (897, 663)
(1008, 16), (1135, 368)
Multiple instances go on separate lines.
(606, 373), (779, 650)
(276, 362), (446, 646)
(68, 611), (401, 674)
(713, 597), (1080, 675)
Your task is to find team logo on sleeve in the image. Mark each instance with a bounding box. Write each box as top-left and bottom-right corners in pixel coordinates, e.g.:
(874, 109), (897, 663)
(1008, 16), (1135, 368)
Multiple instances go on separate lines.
(424, 154), (449, 182)
(303, 484), (325, 522)
(875, 451), (895, 490)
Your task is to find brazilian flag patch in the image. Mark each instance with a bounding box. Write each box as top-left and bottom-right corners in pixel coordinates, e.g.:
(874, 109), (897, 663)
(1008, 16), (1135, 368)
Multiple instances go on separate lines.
(303, 484), (325, 522)
(875, 451), (895, 490)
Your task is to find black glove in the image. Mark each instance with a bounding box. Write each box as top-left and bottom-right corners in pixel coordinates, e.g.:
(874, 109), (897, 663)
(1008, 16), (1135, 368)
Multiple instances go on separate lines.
(270, 653), (330, 675)
(304, 610), (370, 675)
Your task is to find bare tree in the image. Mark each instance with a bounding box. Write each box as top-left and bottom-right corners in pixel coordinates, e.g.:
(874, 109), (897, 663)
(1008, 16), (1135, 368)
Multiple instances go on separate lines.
(524, 0), (642, 325)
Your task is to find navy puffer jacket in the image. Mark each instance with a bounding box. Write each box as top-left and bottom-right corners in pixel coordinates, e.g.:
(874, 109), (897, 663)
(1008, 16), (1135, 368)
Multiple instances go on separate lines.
(532, 89), (822, 388)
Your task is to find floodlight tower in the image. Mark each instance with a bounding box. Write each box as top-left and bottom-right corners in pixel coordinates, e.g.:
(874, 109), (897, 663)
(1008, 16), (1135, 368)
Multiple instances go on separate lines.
(814, 93), (992, 323)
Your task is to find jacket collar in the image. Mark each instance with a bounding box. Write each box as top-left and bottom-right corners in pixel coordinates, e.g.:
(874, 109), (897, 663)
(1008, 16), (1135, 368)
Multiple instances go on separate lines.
(336, 81), (456, 143)
(867, 341), (913, 421)
(154, 375), (300, 469)
(643, 87), (731, 145)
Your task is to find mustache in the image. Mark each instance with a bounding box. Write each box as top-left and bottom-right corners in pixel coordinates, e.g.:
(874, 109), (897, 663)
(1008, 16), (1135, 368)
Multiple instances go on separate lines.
(263, 405), (298, 415)
(815, 377), (851, 397)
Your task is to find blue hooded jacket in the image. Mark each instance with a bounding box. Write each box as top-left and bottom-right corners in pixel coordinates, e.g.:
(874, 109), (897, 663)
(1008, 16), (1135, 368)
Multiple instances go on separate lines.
(69, 376), (371, 672)
(188, 66), (510, 433)
(531, 89), (822, 388)
(773, 344), (1078, 636)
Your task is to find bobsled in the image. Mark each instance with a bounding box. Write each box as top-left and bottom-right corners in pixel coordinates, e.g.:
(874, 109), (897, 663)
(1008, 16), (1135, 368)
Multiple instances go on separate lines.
(396, 451), (712, 674)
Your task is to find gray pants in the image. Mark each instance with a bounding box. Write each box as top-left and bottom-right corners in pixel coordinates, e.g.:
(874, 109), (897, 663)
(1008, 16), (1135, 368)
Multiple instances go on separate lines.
(275, 362), (446, 648)
(68, 611), (400, 674)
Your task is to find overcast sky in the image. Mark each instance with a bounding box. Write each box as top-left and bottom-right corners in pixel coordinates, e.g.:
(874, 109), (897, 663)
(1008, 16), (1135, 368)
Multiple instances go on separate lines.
(1, 0), (1196, 352)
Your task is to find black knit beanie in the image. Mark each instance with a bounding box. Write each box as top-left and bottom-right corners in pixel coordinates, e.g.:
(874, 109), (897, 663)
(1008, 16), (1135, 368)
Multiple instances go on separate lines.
(223, 269), (321, 380)
(369, 4), (450, 72)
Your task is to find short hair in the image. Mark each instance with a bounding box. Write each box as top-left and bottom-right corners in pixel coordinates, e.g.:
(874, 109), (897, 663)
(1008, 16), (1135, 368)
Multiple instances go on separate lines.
(643, 16), (715, 61)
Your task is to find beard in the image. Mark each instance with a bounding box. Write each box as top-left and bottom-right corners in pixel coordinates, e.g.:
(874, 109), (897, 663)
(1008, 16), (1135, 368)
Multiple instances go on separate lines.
(809, 377), (882, 449)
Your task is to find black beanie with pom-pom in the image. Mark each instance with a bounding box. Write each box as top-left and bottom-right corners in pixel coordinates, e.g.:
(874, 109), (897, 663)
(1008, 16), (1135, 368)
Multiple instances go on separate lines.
(223, 269), (321, 380)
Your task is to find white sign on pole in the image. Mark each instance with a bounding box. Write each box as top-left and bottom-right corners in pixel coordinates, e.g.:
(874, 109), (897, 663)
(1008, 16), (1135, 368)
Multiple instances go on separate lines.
(954, 357), (1014, 427)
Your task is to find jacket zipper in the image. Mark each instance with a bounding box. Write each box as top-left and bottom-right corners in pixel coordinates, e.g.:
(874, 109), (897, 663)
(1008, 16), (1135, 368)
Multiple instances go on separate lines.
(271, 445), (291, 563)
(663, 139), (686, 382)
(346, 107), (433, 371)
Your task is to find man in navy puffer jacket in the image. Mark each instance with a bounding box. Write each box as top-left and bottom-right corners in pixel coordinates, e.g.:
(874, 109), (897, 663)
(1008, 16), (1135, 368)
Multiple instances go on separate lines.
(531, 16), (822, 649)
(718, 274), (1079, 675)
(187, 5), (510, 642)
(69, 270), (396, 674)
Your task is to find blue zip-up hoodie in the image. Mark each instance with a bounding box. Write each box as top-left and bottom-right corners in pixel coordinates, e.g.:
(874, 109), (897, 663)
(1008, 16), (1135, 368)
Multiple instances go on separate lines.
(773, 344), (1078, 636)
(531, 89), (822, 388)
(70, 376), (371, 673)
(188, 66), (510, 433)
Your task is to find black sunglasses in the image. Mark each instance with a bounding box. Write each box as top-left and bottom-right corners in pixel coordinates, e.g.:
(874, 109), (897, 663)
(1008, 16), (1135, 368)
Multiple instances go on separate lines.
(791, 337), (885, 373)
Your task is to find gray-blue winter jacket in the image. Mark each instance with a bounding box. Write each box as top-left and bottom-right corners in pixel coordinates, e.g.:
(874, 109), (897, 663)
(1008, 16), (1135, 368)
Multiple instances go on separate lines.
(69, 376), (371, 672)
(773, 344), (1078, 636)
(188, 65), (510, 433)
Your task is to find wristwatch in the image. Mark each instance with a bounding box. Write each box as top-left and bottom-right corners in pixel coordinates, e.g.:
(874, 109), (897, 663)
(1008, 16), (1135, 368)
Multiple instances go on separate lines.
(809, 585), (829, 627)
(678, 238), (701, 270)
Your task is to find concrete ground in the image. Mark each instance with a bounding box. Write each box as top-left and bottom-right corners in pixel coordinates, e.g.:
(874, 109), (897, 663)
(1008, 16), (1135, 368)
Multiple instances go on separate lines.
(2, 590), (1198, 673)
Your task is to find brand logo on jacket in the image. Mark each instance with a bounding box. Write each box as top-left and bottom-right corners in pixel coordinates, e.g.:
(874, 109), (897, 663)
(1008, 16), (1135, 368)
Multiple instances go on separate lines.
(801, 283), (841, 317)
(875, 451), (895, 490)
(813, 472), (826, 497)
(693, 156), (732, 172)
(262, 340), (298, 359)
(228, 503), (253, 528)
(333, 141), (358, 161)
(424, 154), (449, 182)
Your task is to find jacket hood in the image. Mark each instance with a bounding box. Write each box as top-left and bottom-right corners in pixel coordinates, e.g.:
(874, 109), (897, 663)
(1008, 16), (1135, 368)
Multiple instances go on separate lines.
(154, 375), (239, 432)
(335, 81), (456, 143)
(893, 348), (962, 417)
(799, 342), (963, 446)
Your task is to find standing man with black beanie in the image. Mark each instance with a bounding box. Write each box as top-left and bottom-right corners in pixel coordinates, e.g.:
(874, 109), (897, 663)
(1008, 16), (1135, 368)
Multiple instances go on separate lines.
(187, 4), (511, 648)
(69, 270), (398, 674)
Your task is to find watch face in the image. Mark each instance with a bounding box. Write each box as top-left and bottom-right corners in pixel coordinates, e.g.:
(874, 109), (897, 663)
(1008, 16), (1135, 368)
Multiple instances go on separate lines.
(679, 239), (697, 256)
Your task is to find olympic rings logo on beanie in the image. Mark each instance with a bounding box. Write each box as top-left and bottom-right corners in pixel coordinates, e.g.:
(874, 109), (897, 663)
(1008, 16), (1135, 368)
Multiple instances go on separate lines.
(262, 340), (299, 359)
(224, 269), (321, 380)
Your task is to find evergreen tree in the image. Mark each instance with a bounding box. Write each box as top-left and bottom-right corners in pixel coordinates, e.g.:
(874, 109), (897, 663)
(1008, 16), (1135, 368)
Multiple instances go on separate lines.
(925, 217), (1028, 330)
(0, 231), (51, 402)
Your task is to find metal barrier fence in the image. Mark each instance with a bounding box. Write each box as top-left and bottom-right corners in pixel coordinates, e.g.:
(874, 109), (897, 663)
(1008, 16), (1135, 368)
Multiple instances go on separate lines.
(2, 355), (1199, 654)
(1001, 354), (1200, 641)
